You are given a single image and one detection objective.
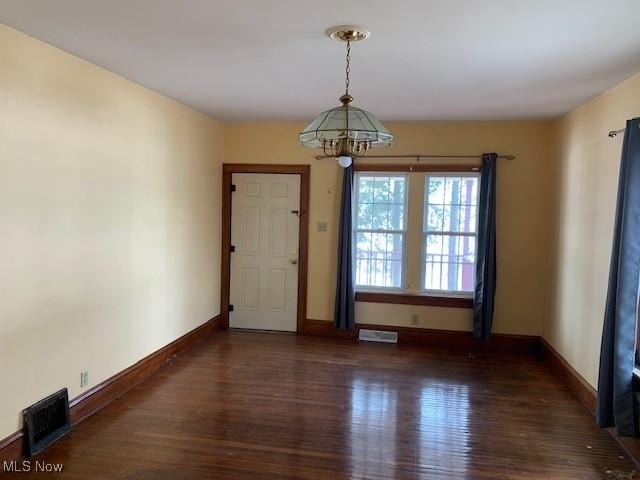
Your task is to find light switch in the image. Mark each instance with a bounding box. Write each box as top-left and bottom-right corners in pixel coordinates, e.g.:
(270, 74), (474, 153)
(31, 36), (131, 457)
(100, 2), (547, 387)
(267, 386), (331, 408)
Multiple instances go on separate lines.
(317, 222), (328, 232)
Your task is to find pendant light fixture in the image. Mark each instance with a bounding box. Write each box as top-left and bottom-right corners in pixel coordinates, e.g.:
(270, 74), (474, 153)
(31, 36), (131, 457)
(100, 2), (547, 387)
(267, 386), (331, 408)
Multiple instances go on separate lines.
(299, 26), (394, 168)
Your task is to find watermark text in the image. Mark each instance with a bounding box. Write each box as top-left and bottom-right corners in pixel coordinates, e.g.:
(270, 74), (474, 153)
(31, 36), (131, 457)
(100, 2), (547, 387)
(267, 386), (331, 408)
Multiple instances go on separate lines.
(3, 460), (64, 473)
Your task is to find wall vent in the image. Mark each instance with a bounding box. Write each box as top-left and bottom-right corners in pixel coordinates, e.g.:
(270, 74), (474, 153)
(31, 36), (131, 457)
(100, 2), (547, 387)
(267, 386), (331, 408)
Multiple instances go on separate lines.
(358, 329), (398, 344)
(23, 388), (71, 456)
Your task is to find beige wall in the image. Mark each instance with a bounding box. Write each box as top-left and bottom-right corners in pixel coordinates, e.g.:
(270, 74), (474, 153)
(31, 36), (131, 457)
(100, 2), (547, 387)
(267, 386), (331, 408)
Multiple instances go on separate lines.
(4, 12), (634, 443)
(225, 120), (553, 335)
(545, 73), (640, 388)
(0, 25), (224, 438)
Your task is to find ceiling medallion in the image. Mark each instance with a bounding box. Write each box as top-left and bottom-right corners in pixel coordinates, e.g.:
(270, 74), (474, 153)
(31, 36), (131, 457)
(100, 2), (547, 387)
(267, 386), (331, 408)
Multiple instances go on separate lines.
(299, 25), (394, 168)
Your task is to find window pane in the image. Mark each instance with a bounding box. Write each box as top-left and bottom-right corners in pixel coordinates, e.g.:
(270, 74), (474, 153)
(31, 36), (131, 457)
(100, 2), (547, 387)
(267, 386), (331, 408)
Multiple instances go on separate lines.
(355, 174), (406, 289)
(442, 204), (477, 233)
(425, 232), (444, 255)
(355, 231), (404, 288)
(428, 177), (445, 204)
(456, 205), (477, 233)
(356, 232), (372, 259)
(424, 234), (476, 292)
(386, 261), (403, 288)
(357, 203), (373, 230)
(356, 258), (370, 286)
(358, 177), (374, 203)
(425, 205), (444, 232)
(389, 177), (405, 203)
(387, 204), (404, 231)
(423, 174), (479, 294)
(443, 204), (457, 232)
(444, 177), (462, 204)
(459, 177), (478, 206)
(386, 233), (404, 261)
(373, 179), (390, 202)
(372, 203), (389, 230)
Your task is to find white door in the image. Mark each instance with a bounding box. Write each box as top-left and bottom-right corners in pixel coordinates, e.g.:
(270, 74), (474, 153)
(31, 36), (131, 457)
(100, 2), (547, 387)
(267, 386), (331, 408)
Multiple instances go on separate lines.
(229, 173), (300, 331)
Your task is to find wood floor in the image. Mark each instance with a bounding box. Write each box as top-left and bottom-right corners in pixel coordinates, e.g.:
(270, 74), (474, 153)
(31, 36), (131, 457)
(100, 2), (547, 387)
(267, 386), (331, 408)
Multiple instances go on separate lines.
(7, 331), (638, 479)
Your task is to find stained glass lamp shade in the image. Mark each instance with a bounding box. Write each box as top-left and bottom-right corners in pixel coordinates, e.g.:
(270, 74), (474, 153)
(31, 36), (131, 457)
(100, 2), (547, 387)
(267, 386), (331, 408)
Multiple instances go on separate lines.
(299, 99), (393, 157)
(299, 26), (393, 162)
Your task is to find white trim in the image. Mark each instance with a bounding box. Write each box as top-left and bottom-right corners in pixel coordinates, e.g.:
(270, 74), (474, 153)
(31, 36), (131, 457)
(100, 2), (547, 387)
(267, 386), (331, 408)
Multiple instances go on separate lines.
(355, 285), (406, 293)
(356, 228), (406, 234)
(421, 289), (474, 299)
(425, 230), (476, 237)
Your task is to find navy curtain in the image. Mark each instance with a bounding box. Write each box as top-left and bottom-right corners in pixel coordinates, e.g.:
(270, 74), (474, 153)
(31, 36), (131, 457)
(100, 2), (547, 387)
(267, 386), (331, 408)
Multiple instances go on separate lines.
(597, 117), (640, 436)
(334, 165), (355, 330)
(473, 153), (498, 341)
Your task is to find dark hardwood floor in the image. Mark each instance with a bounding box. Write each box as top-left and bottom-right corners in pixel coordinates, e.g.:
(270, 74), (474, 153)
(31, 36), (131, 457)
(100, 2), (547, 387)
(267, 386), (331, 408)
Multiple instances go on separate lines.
(5, 331), (638, 479)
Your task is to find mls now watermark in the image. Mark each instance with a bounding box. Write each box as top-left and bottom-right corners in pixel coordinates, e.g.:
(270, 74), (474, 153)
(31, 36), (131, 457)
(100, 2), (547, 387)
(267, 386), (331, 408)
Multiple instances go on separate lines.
(3, 460), (64, 473)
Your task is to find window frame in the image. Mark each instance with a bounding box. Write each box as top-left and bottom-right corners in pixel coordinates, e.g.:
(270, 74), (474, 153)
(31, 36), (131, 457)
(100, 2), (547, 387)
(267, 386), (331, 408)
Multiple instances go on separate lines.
(353, 171), (409, 292)
(420, 171), (481, 298)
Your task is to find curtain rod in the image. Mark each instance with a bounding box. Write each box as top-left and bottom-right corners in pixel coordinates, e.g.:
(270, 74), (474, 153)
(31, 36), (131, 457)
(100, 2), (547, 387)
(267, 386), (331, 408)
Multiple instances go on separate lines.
(314, 153), (515, 161)
(609, 123), (640, 137)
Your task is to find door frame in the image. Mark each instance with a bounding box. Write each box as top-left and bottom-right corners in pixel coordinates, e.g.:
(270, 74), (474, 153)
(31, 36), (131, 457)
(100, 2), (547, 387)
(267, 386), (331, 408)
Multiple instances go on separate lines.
(220, 164), (310, 333)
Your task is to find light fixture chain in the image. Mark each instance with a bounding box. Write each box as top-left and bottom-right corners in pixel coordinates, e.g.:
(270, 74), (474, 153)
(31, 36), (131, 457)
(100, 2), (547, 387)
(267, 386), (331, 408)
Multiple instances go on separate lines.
(345, 39), (351, 96)
(299, 26), (393, 166)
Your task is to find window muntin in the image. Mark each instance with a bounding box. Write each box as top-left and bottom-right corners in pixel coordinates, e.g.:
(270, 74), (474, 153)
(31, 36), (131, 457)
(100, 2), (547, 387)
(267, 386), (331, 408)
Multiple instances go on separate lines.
(423, 173), (480, 295)
(355, 173), (407, 289)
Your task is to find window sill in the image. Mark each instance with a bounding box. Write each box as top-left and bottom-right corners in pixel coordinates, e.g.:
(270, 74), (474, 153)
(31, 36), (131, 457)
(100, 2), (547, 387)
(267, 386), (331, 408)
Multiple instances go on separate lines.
(355, 291), (473, 309)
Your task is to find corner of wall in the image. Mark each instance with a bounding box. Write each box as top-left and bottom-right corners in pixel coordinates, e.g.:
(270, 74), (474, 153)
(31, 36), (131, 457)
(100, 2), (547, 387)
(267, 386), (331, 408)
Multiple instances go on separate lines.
(541, 72), (640, 388)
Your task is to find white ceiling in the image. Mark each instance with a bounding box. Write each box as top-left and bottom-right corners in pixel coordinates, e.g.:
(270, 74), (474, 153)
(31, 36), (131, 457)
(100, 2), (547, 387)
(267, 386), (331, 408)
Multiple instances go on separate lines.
(1, 0), (639, 122)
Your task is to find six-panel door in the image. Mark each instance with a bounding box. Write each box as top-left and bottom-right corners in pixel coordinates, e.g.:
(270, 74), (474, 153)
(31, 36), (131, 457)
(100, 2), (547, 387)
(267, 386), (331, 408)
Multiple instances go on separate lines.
(229, 173), (300, 331)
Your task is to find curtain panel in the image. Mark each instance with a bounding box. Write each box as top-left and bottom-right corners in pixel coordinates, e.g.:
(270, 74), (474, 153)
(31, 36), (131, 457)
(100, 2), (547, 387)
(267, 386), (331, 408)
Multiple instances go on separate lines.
(334, 165), (355, 330)
(473, 153), (498, 340)
(597, 117), (640, 436)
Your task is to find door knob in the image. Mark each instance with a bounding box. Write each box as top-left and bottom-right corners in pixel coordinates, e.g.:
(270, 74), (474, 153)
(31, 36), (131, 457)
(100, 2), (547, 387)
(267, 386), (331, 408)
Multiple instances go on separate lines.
(289, 258), (298, 264)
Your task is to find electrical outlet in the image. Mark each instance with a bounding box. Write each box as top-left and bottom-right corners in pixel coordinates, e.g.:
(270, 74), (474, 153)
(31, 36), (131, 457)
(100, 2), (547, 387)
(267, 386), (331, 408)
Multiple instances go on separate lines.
(317, 222), (328, 232)
(411, 314), (419, 326)
(81, 370), (89, 388)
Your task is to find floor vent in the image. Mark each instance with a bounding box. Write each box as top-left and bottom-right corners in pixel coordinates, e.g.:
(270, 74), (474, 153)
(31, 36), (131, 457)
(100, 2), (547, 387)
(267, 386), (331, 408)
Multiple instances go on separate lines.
(23, 388), (71, 456)
(358, 329), (398, 343)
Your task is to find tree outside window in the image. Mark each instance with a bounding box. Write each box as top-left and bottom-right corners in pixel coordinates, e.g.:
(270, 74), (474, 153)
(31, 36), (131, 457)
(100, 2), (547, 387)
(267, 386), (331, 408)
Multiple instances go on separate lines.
(353, 171), (479, 296)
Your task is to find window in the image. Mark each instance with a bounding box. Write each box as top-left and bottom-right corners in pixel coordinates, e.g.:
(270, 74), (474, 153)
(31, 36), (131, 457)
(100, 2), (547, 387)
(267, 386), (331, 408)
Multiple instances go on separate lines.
(423, 173), (480, 295)
(354, 174), (407, 289)
(352, 168), (480, 301)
